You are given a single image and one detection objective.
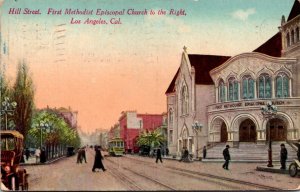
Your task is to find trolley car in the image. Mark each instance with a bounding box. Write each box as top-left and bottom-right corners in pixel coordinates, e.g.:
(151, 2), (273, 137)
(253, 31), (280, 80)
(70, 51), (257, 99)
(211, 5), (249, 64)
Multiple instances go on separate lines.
(1, 130), (29, 190)
(108, 138), (124, 156)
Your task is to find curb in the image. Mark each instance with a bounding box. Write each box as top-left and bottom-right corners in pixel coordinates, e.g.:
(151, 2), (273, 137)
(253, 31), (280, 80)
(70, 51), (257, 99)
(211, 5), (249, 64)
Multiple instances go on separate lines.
(20, 156), (67, 166)
(256, 166), (289, 174)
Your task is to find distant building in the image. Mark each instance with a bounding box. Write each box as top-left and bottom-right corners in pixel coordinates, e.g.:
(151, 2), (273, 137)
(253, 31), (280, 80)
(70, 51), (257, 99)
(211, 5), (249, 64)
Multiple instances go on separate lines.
(108, 123), (120, 140)
(100, 132), (108, 149)
(118, 111), (164, 153)
(56, 106), (78, 129)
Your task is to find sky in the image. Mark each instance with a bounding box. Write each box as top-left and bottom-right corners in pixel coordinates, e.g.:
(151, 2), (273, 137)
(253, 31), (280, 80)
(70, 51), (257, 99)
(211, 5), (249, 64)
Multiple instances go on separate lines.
(0, 0), (295, 133)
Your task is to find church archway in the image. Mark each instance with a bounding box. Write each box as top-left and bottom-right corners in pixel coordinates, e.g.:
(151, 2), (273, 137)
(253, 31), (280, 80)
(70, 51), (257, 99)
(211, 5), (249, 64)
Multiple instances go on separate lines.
(239, 119), (256, 142)
(266, 118), (287, 141)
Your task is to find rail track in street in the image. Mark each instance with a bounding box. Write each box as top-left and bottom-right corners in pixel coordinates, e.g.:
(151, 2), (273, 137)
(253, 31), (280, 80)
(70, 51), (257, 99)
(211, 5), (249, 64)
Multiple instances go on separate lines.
(123, 155), (284, 191)
(105, 157), (176, 190)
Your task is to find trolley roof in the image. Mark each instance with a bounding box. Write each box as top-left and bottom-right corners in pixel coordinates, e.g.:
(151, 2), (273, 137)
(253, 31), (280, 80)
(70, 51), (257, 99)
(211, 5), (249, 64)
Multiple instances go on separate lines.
(0, 130), (24, 139)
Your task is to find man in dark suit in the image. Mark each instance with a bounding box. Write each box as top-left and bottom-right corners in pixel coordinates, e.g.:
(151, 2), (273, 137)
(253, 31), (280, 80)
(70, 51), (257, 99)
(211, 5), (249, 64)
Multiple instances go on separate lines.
(156, 146), (163, 163)
(280, 143), (288, 169)
(222, 145), (230, 170)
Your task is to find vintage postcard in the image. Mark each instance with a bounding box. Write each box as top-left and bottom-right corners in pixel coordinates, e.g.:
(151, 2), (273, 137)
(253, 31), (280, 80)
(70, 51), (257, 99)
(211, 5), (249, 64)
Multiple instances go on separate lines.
(0, 0), (300, 191)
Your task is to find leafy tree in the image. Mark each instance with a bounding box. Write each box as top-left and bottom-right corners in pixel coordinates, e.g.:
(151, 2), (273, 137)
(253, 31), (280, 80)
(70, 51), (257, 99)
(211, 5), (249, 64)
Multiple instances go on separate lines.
(12, 61), (35, 139)
(137, 129), (165, 148)
(0, 73), (13, 129)
(27, 109), (80, 149)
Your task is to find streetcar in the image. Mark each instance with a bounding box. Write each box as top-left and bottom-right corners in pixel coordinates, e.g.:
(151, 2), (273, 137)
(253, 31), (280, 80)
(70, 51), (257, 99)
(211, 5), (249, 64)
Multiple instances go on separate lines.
(1, 130), (29, 190)
(108, 138), (124, 156)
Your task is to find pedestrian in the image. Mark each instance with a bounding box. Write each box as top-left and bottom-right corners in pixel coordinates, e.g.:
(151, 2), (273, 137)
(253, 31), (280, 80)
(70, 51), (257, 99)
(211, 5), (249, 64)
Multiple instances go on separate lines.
(35, 148), (41, 163)
(166, 148), (169, 156)
(222, 145), (230, 170)
(40, 147), (46, 163)
(203, 146), (207, 159)
(156, 146), (163, 163)
(77, 148), (82, 164)
(92, 146), (106, 172)
(25, 148), (30, 161)
(280, 143), (288, 170)
(81, 147), (87, 163)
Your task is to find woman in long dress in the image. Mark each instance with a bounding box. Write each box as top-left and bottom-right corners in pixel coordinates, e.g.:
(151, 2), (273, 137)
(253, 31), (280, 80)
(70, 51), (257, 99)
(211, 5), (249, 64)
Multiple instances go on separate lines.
(92, 146), (106, 172)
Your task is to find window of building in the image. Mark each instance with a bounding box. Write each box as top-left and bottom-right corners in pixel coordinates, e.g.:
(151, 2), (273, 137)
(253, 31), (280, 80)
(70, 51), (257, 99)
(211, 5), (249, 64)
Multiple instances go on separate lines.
(258, 74), (272, 99)
(228, 77), (238, 101)
(169, 108), (173, 127)
(181, 85), (189, 115)
(169, 130), (173, 144)
(218, 80), (226, 102)
(242, 75), (254, 99)
(276, 73), (289, 98)
(286, 32), (290, 47)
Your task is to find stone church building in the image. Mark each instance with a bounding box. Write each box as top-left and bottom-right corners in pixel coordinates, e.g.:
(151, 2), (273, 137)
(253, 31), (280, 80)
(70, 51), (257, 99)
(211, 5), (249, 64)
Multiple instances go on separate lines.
(166, 0), (300, 158)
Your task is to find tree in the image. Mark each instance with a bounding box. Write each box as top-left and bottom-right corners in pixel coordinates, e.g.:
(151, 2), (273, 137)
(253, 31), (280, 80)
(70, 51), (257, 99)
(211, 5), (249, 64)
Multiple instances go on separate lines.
(137, 129), (165, 148)
(12, 61), (35, 139)
(0, 73), (12, 129)
(27, 109), (80, 149)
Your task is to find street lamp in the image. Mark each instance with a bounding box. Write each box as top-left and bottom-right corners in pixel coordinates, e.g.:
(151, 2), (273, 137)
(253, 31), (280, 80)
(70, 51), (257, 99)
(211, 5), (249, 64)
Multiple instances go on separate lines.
(261, 101), (277, 167)
(39, 120), (52, 149)
(1, 97), (17, 130)
(192, 121), (203, 159)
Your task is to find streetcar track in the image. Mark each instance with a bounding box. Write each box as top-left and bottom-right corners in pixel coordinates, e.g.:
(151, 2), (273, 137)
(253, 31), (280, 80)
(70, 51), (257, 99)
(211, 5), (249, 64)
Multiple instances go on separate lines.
(106, 157), (175, 190)
(88, 150), (142, 191)
(123, 155), (283, 191)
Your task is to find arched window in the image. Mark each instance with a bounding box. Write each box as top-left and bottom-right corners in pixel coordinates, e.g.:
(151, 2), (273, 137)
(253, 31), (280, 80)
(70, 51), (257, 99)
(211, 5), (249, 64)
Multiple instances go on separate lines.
(258, 74), (272, 99)
(228, 77), (239, 101)
(276, 73), (289, 98)
(242, 75), (254, 99)
(296, 27), (300, 42)
(169, 108), (173, 126)
(286, 32), (290, 47)
(218, 80), (226, 102)
(181, 85), (189, 115)
(291, 30), (295, 44)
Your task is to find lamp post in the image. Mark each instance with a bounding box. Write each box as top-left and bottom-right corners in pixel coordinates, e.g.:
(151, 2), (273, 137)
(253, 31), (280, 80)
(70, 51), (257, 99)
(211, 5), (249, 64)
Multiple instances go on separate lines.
(261, 101), (277, 167)
(192, 121), (203, 159)
(39, 121), (52, 149)
(1, 97), (17, 130)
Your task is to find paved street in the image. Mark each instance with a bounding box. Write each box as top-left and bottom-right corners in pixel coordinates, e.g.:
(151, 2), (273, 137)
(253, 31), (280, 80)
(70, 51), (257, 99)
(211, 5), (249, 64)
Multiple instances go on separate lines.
(24, 148), (300, 191)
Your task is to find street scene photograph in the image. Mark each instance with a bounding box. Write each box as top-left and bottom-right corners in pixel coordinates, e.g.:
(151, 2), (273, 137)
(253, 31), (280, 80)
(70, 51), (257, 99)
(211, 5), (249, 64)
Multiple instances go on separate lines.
(1, 0), (300, 191)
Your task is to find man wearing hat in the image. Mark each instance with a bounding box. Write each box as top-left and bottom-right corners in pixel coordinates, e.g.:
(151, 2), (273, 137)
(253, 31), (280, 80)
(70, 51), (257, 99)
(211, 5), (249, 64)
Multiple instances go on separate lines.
(222, 145), (230, 170)
(280, 143), (288, 169)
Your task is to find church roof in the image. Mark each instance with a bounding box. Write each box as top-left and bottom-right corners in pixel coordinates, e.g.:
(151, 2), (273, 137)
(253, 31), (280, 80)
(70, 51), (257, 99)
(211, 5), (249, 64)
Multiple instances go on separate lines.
(165, 54), (230, 94)
(253, 32), (282, 57)
(287, 0), (300, 21)
(188, 54), (231, 84)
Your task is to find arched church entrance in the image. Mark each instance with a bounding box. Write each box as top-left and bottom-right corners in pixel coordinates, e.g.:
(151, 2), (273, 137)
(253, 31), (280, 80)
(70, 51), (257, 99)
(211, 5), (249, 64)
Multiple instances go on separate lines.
(220, 122), (228, 142)
(239, 119), (256, 142)
(266, 118), (287, 141)
(210, 117), (228, 142)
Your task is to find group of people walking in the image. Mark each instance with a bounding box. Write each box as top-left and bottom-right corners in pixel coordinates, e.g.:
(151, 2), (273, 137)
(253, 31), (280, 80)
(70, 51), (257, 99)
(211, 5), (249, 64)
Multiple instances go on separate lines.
(76, 145), (106, 172)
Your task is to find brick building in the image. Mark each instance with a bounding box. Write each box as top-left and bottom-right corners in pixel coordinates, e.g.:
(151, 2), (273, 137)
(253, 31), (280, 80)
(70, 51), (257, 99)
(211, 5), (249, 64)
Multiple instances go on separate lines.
(118, 111), (164, 153)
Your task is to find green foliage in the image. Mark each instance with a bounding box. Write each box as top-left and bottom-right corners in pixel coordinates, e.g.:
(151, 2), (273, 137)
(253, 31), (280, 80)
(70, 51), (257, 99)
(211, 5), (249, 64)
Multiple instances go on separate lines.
(12, 61), (35, 138)
(27, 110), (81, 148)
(136, 129), (165, 148)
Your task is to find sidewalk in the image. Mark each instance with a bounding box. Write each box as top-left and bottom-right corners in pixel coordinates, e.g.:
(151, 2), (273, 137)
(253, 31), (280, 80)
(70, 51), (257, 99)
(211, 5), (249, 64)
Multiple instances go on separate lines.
(256, 163), (290, 174)
(20, 155), (66, 166)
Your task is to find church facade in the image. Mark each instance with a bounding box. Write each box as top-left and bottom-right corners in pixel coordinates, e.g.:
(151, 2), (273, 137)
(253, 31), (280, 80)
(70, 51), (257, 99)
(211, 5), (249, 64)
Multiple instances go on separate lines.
(166, 0), (300, 157)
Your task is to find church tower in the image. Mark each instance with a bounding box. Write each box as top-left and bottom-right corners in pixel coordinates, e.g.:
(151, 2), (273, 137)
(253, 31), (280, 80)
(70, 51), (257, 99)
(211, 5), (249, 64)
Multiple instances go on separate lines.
(280, 0), (300, 96)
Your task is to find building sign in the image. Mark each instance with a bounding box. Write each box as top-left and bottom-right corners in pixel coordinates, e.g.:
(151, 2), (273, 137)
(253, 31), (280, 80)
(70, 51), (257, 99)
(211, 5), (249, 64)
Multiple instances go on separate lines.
(214, 100), (286, 110)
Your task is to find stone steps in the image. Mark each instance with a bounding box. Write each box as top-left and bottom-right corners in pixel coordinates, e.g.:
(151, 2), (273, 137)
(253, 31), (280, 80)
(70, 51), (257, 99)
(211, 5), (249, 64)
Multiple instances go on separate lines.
(205, 142), (297, 161)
